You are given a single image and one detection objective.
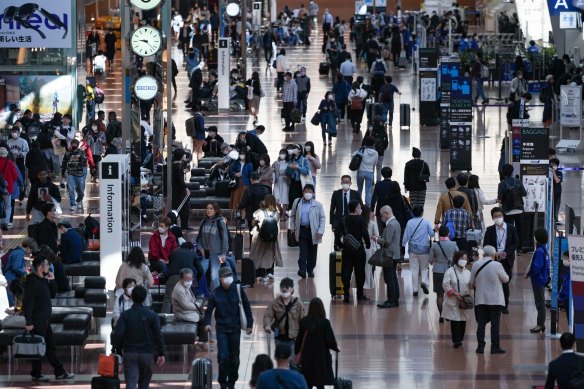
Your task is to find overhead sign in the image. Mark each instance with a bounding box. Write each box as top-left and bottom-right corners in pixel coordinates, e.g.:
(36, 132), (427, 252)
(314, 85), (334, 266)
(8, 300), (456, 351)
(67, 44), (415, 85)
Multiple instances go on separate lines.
(560, 11), (579, 28)
(560, 84), (583, 126)
(0, 0), (71, 48)
(218, 38), (230, 110)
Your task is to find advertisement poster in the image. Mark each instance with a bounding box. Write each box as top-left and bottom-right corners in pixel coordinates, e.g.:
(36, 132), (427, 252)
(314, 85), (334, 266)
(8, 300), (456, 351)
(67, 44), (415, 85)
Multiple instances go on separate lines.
(560, 84), (582, 126)
(0, 75), (73, 128)
(519, 126), (549, 212)
(0, 0), (72, 48)
(521, 173), (547, 212)
(568, 234), (584, 351)
(449, 76), (472, 171)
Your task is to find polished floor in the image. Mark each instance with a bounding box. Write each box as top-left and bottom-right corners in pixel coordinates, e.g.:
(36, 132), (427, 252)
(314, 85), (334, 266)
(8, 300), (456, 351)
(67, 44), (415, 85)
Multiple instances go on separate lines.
(1, 26), (583, 389)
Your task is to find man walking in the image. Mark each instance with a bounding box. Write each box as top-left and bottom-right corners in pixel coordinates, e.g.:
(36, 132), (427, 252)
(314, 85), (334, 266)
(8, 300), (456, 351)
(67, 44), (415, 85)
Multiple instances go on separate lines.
(204, 267), (253, 389)
(470, 245), (509, 354)
(329, 175), (362, 250)
(378, 76), (402, 126)
(295, 67), (311, 120)
(322, 9), (333, 40)
(374, 205), (402, 308)
(113, 285), (166, 389)
(256, 345), (309, 389)
(61, 139), (88, 212)
(282, 72), (298, 132)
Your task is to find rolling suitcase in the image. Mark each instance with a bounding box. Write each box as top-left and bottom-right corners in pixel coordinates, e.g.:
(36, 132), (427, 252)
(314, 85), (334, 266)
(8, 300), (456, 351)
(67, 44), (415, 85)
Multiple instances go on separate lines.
(91, 376), (120, 389)
(241, 257), (256, 287)
(399, 104), (410, 130)
(190, 357), (212, 389)
(366, 100), (382, 121)
(398, 52), (407, 69)
(334, 351), (353, 389)
(329, 251), (344, 297)
(319, 62), (330, 75)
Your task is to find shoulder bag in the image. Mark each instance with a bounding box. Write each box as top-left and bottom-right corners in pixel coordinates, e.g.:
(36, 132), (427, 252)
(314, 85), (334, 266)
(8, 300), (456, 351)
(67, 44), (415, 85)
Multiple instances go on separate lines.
(270, 298), (298, 338)
(236, 284), (248, 331)
(341, 217), (362, 251)
(349, 147), (364, 171)
(453, 267), (473, 309)
(418, 160), (430, 182)
(310, 111), (321, 126)
(436, 241), (451, 266)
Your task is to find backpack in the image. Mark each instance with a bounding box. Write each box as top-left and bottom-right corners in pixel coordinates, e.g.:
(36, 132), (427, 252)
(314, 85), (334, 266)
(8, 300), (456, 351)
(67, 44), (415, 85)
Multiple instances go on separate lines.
(185, 114), (201, 137)
(350, 95), (364, 110)
(258, 210), (279, 242)
(1, 247), (22, 273)
(443, 212), (456, 240)
(503, 179), (524, 212)
(371, 127), (388, 153)
(84, 213), (100, 239)
(106, 121), (122, 143)
(374, 60), (385, 73)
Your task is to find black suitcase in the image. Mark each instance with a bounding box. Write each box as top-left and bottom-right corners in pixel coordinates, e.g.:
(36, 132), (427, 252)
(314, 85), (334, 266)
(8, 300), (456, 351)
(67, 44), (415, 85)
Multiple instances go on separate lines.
(215, 180), (230, 198)
(241, 257), (256, 287)
(334, 351), (353, 388)
(190, 357), (212, 389)
(366, 101), (382, 121)
(329, 251), (344, 297)
(400, 103), (410, 129)
(91, 376), (120, 389)
(319, 62), (330, 75)
(231, 222), (244, 261)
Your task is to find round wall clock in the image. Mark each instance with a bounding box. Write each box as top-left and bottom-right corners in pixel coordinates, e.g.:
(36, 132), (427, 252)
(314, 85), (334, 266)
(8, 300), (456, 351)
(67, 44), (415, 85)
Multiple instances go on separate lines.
(128, 0), (164, 11)
(130, 26), (162, 57)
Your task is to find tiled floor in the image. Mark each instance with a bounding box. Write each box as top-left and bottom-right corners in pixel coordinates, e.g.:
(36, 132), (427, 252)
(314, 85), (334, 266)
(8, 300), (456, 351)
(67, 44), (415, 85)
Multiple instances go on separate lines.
(0, 25), (582, 389)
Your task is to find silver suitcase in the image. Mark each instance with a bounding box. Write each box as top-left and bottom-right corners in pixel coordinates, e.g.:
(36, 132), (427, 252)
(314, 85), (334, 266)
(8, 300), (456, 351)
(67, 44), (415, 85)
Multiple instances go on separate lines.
(190, 357), (212, 389)
(465, 229), (482, 242)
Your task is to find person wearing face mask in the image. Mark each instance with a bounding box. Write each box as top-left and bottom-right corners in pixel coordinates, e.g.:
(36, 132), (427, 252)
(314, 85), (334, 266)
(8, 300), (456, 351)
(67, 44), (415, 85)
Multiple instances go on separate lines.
(84, 121), (106, 183)
(256, 154), (273, 189)
(263, 278), (306, 362)
(549, 158), (563, 223)
(330, 175), (362, 250)
(290, 184), (326, 278)
(7, 124), (29, 179)
(229, 150), (254, 211)
(295, 67), (311, 120)
(272, 148), (291, 219)
(148, 217), (178, 275)
(60, 139), (88, 212)
(483, 207), (518, 315)
(203, 126), (225, 157)
(303, 141), (320, 187)
(441, 251), (472, 349)
(318, 91), (338, 146)
(172, 268), (208, 349)
(285, 145), (310, 207)
(112, 278), (136, 327)
(510, 69), (527, 102)
(429, 226), (459, 321)
(204, 266), (253, 389)
(282, 71), (298, 132)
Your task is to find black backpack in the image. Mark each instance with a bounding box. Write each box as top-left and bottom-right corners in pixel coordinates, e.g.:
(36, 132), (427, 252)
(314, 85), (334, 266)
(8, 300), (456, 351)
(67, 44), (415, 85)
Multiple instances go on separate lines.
(259, 210), (278, 242)
(374, 61), (385, 73)
(503, 179), (524, 212)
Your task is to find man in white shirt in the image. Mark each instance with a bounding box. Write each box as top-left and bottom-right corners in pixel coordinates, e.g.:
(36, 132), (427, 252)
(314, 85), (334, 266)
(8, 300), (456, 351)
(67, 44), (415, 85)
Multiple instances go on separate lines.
(339, 54), (356, 85)
(93, 51), (107, 80)
(322, 9), (333, 40)
(470, 245), (509, 354)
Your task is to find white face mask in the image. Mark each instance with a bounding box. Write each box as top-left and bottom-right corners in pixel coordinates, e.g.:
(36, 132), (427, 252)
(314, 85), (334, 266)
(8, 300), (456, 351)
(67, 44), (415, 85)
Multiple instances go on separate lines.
(303, 192), (313, 201)
(294, 149), (299, 155)
(281, 291), (292, 298)
(304, 146), (311, 152)
(183, 280), (193, 289)
(239, 155), (246, 161)
(259, 160), (266, 166)
(222, 276), (234, 286)
(328, 95), (334, 101)
(494, 217), (504, 226)
(551, 165), (557, 170)
(279, 154), (286, 160)
(341, 183), (350, 191)
(126, 287), (134, 296)
(158, 227), (168, 234)
(457, 259), (467, 268)
(287, 149), (294, 155)
(92, 126), (98, 131)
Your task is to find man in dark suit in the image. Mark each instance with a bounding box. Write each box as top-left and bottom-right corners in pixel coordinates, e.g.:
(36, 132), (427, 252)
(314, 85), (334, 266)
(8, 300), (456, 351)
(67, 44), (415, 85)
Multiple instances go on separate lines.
(373, 205), (402, 308)
(371, 167), (407, 234)
(329, 175), (362, 250)
(483, 207), (519, 315)
(545, 332), (584, 389)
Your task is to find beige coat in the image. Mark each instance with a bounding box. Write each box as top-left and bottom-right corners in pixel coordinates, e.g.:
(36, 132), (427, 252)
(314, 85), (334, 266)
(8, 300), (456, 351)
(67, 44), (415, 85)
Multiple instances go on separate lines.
(442, 266), (471, 322)
(172, 282), (202, 323)
(115, 262), (154, 290)
(262, 296), (306, 340)
(250, 209), (283, 270)
(290, 198), (327, 244)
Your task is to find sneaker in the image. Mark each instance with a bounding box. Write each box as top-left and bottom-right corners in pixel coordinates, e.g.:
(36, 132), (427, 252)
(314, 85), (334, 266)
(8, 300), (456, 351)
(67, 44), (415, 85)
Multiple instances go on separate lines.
(32, 375), (50, 382)
(76, 202), (83, 210)
(6, 223), (12, 228)
(55, 372), (75, 380)
(421, 283), (429, 295)
(266, 273), (275, 279)
(70, 206), (76, 211)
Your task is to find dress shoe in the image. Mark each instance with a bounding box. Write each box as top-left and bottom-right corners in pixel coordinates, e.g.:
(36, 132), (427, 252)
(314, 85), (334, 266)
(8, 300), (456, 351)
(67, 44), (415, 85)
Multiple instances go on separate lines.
(453, 342), (463, 349)
(307, 272), (315, 278)
(342, 297), (350, 303)
(491, 348), (506, 354)
(357, 295), (370, 301)
(413, 291), (418, 297)
(377, 301), (397, 309)
(421, 284), (429, 295)
(297, 271), (306, 279)
(439, 317), (444, 323)
(529, 326), (545, 333)
(475, 347), (484, 354)
(502, 308), (509, 314)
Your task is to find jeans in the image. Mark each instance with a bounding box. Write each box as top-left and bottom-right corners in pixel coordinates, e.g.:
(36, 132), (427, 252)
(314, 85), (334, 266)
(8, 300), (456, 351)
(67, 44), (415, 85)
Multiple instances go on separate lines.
(409, 253), (430, 292)
(475, 305), (502, 350)
(298, 226), (318, 274)
(86, 100), (96, 125)
(41, 148), (59, 173)
(67, 174), (85, 207)
(532, 283), (546, 327)
(381, 102), (395, 125)
(216, 330), (240, 387)
(382, 263), (400, 304)
(474, 78), (487, 102)
(123, 352), (154, 389)
(356, 170), (374, 206)
(341, 247), (366, 298)
(31, 321), (65, 378)
(2, 193), (10, 225)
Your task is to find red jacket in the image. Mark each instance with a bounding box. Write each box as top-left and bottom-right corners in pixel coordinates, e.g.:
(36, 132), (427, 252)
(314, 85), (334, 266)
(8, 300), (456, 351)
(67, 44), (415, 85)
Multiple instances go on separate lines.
(148, 230), (178, 263)
(0, 157), (20, 194)
(78, 140), (95, 168)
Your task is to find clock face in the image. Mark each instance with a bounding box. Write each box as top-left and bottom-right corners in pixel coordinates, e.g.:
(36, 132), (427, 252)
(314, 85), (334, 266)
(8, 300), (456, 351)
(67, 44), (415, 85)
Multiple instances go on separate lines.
(130, 26), (162, 56)
(128, 0), (164, 11)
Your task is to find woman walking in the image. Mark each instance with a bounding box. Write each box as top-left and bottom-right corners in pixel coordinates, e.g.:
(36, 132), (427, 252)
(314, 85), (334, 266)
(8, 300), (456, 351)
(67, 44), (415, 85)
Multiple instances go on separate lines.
(429, 226), (459, 322)
(526, 228), (550, 333)
(250, 195), (283, 281)
(362, 205), (379, 289)
(332, 74), (351, 122)
(285, 144), (310, 208)
(467, 174), (497, 233)
(195, 203), (230, 290)
(256, 153), (273, 190)
(403, 147), (430, 208)
(303, 141), (320, 189)
(246, 71), (263, 125)
(442, 251), (471, 348)
(318, 91), (337, 146)
(229, 150), (253, 210)
(272, 148), (290, 219)
(353, 136), (378, 206)
(295, 297), (340, 389)
(347, 81), (367, 133)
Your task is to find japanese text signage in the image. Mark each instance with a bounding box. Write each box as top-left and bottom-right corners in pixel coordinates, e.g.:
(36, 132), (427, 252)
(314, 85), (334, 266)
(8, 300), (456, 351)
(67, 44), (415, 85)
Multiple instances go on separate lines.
(0, 0), (71, 48)
(569, 234), (584, 351)
(560, 85), (582, 127)
(419, 48), (438, 70)
(449, 76), (473, 171)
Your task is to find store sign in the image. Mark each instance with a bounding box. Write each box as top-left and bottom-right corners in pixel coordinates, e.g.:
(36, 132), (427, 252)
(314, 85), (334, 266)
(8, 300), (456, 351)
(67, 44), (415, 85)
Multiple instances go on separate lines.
(0, 0), (71, 48)
(134, 75), (159, 101)
(218, 38), (230, 110)
(520, 127), (550, 163)
(560, 84), (582, 126)
(569, 234), (584, 351)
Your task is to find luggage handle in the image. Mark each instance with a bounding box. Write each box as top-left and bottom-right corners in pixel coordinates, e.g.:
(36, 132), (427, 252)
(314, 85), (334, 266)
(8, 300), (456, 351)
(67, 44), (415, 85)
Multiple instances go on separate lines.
(335, 350), (339, 380)
(174, 192), (191, 213)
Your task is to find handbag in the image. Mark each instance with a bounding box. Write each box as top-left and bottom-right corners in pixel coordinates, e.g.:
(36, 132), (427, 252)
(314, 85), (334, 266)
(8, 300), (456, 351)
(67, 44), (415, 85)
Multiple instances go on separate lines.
(310, 111), (321, 126)
(287, 229), (298, 247)
(418, 161), (430, 182)
(349, 148), (364, 171)
(13, 331), (46, 359)
(236, 284), (247, 330)
(367, 248), (384, 266)
(341, 217), (362, 251)
(98, 353), (120, 377)
(454, 268), (473, 309)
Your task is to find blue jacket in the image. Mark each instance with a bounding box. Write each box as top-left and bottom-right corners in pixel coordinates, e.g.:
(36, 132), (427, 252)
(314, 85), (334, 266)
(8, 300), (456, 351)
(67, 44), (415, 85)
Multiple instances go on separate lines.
(229, 161), (253, 186)
(204, 283), (253, 333)
(285, 156), (310, 182)
(113, 303), (166, 356)
(529, 245), (550, 287)
(332, 80), (351, 104)
(59, 229), (83, 264)
(3, 247), (26, 285)
(11, 168), (24, 200)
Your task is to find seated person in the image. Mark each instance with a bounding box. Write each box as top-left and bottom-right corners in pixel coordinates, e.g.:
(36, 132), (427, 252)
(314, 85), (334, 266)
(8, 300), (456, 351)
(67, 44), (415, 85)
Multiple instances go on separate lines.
(148, 216), (178, 274)
(115, 247), (154, 290)
(112, 278), (136, 327)
(203, 126), (224, 157)
(208, 71), (218, 98)
(57, 221), (83, 264)
(4, 238), (38, 305)
(171, 268), (208, 349)
(162, 241), (204, 313)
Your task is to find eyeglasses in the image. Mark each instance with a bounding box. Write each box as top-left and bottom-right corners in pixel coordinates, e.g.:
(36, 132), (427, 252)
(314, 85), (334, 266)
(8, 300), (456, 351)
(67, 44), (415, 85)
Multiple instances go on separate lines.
(2, 3), (68, 40)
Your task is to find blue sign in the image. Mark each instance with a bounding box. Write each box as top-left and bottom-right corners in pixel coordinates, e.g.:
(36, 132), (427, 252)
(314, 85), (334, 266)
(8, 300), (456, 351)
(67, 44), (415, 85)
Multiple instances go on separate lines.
(548, 0), (584, 16)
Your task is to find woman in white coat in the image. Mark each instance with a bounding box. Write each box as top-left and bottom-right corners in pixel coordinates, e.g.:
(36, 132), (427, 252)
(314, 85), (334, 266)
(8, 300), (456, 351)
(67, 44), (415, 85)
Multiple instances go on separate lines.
(467, 175), (497, 233)
(442, 251), (472, 349)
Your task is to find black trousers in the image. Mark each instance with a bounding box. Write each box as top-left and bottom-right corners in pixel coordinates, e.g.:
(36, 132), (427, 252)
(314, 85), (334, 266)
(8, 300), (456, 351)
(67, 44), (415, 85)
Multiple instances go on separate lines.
(341, 247), (366, 298)
(450, 320), (467, 345)
(475, 305), (502, 350)
(31, 321), (65, 378)
(382, 263), (400, 304)
(502, 266), (512, 309)
(282, 102), (294, 129)
(504, 213), (523, 249)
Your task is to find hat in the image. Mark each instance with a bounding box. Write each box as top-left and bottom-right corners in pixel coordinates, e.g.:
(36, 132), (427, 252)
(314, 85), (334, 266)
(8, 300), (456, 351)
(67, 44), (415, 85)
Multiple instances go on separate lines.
(545, 74), (553, 82)
(275, 344), (292, 359)
(218, 266), (233, 278)
(0, 147), (8, 157)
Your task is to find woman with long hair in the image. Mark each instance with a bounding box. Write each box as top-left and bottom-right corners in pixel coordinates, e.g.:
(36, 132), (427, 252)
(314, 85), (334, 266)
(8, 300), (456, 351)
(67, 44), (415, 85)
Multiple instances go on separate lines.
(251, 194), (283, 281)
(467, 174), (497, 233)
(249, 354), (273, 388)
(318, 91), (337, 146)
(272, 148), (290, 219)
(347, 81), (367, 133)
(295, 297), (339, 389)
(115, 246), (154, 290)
(246, 71), (263, 125)
(229, 149), (253, 210)
(303, 141), (320, 189)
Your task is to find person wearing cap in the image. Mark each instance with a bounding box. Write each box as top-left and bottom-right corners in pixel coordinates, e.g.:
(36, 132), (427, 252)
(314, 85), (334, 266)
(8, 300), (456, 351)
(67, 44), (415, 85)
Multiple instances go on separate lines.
(24, 255), (75, 382)
(256, 344), (309, 389)
(204, 266), (253, 389)
(61, 138), (88, 212)
(0, 147), (19, 230)
(263, 278), (305, 360)
(57, 221), (84, 264)
(281, 71), (298, 132)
